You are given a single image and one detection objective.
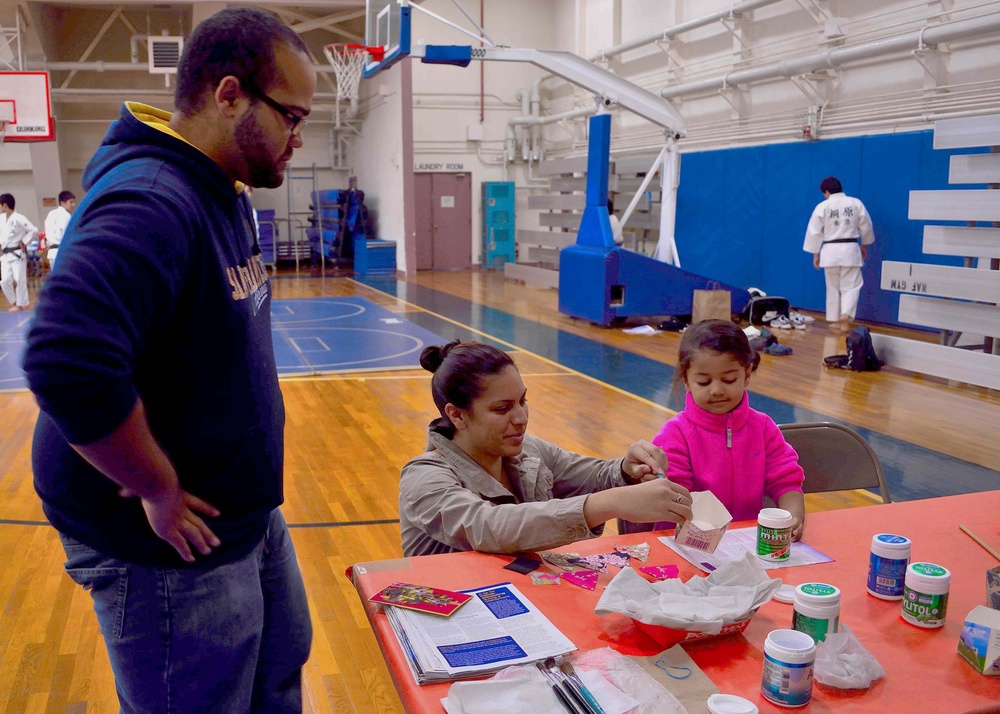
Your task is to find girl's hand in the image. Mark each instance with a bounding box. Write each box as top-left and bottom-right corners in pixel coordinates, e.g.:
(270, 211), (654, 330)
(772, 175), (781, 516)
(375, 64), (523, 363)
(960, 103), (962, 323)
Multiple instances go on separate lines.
(791, 514), (805, 541)
(778, 491), (806, 541)
(622, 440), (668, 483)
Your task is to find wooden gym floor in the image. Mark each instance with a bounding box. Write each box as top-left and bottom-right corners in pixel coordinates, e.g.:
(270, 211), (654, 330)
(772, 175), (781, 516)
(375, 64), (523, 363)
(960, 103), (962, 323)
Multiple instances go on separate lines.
(1, 268), (997, 713)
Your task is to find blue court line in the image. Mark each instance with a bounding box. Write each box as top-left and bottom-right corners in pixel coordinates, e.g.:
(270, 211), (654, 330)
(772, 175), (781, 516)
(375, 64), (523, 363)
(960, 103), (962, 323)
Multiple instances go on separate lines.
(354, 275), (999, 503)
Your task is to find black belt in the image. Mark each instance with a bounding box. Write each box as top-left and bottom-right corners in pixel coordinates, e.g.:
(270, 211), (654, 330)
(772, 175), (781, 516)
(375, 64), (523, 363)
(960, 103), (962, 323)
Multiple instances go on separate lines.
(2, 247), (22, 256)
(823, 238), (859, 244)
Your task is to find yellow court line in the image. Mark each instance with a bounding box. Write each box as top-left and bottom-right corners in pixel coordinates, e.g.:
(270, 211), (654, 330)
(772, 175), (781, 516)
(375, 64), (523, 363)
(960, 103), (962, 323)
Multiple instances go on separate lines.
(346, 278), (676, 415)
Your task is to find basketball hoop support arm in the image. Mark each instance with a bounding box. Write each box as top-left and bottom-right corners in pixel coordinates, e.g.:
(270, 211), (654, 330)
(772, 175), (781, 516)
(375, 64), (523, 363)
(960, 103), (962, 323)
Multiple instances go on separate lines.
(410, 43), (687, 264)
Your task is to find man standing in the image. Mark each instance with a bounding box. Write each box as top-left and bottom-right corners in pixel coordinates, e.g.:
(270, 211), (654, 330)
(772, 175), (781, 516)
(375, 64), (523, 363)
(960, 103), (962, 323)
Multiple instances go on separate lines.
(24, 8), (315, 712)
(43, 190), (76, 268)
(0, 193), (38, 311)
(803, 176), (875, 332)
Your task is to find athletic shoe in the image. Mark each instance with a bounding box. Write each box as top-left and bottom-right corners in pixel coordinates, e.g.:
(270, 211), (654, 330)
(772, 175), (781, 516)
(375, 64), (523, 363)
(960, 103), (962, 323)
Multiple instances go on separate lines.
(770, 315), (793, 329)
(761, 310), (779, 323)
(789, 313), (807, 330)
(766, 343), (793, 356)
(790, 310), (814, 324)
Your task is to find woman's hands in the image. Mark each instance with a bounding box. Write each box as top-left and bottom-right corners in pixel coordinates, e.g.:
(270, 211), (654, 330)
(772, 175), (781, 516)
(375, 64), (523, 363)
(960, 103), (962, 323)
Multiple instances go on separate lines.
(584, 476), (692, 529)
(621, 440), (668, 483)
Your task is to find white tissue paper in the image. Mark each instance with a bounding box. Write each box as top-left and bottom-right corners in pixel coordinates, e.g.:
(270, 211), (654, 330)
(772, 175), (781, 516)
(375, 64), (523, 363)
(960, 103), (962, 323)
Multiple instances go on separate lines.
(814, 624), (886, 689)
(595, 552), (782, 634)
(442, 664), (639, 714)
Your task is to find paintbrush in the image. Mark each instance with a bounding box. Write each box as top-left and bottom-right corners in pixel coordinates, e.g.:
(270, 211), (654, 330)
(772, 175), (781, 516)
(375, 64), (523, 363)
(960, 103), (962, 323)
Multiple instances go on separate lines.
(544, 657), (596, 714)
(536, 661), (582, 714)
(959, 524), (1000, 562)
(558, 660), (606, 714)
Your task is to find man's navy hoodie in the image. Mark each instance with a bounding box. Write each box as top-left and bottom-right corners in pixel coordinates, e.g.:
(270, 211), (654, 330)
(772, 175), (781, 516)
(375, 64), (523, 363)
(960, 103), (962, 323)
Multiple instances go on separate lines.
(24, 103), (283, 567)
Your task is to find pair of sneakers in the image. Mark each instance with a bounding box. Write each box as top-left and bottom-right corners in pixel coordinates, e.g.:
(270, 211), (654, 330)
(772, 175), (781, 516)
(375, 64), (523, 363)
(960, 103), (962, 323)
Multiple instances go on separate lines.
(771, 313), (808, 330)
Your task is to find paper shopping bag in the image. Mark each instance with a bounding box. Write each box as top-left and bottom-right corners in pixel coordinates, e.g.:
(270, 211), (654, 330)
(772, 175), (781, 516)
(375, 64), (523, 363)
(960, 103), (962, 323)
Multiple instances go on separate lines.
(692, 289), (732, 323)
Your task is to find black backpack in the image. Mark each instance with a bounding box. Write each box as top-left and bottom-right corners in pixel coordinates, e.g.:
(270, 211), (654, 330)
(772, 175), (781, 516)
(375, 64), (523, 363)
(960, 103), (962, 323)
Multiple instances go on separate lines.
(824, 326), (883, 371)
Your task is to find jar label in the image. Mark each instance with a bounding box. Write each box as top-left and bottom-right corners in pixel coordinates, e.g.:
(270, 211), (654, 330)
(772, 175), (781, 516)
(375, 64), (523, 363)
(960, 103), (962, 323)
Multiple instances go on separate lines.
(912, 563), (947, 577)
(902, 587), (949, 625)
(757, 524), (792, 560)
(761, 654), (813, 707)
(876, 534), (908, 544)
(792, 611), (838, 642)
(799, 583), (836, 597)
(868, 555), (908, 597)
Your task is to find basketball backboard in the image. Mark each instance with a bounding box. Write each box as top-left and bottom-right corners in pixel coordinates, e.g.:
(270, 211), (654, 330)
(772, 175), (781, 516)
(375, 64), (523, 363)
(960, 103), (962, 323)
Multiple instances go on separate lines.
(0, 72), (54, 142)
(364, 0), (411, 77)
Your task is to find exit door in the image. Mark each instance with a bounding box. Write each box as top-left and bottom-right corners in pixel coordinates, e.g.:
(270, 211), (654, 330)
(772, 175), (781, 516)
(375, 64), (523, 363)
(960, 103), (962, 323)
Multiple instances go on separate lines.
(414, 172), (472, 270)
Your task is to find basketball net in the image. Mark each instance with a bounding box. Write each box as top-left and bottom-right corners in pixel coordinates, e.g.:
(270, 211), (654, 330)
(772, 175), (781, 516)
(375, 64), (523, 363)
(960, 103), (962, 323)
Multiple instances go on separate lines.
(323, 44), (384, 113)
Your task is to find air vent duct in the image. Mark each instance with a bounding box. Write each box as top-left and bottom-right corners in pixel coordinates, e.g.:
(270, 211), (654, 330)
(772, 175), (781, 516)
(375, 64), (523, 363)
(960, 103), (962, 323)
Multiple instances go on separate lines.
(148, 37), (183, 74)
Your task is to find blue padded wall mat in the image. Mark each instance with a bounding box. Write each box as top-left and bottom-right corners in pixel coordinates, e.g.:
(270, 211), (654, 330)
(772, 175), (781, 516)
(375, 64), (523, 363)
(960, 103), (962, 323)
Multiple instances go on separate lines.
(674, 130), (987, 326)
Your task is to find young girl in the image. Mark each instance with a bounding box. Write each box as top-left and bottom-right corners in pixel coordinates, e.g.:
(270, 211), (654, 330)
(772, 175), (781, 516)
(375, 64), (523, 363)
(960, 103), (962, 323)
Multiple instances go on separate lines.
(399, 340), (694, 557)
(649, 320), (805, 538)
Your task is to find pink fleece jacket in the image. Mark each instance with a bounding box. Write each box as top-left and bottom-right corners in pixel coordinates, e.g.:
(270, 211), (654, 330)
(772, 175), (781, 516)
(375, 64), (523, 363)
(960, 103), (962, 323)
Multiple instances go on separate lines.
(651, 392), (804, 525)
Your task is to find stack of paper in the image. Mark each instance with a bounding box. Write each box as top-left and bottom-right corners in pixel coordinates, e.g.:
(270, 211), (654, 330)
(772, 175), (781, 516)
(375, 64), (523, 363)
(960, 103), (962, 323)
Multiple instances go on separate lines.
(382, 582), (577, 684)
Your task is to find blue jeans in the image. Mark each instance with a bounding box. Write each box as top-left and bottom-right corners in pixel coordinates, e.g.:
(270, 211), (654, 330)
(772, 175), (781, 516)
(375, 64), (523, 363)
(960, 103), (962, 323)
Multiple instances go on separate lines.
(59, 509), (312, 714)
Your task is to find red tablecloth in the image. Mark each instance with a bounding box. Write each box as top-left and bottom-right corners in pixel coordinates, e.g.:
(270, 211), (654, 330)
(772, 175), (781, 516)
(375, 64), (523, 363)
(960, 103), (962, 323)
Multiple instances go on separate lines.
(351, 491), (1000, 712)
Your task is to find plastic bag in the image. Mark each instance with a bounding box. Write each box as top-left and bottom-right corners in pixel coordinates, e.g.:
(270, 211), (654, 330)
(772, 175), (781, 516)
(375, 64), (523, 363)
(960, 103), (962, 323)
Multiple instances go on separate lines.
(814, 624), (885, 689)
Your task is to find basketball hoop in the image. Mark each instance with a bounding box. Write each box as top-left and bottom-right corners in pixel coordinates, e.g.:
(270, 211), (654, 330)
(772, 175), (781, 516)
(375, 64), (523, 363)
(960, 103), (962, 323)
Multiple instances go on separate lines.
(323, 43), (384, 101)
(0, 121), (6, 146)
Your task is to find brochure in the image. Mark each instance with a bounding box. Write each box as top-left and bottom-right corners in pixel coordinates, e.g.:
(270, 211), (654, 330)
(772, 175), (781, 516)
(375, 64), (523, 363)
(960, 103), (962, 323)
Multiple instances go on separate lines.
(383, 582), (577, 684)
(369, 582), (473, 617)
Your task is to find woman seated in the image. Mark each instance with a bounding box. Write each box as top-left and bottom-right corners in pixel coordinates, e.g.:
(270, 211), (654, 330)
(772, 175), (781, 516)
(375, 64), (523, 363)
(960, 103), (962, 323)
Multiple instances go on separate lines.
(399, 340), (693, 557)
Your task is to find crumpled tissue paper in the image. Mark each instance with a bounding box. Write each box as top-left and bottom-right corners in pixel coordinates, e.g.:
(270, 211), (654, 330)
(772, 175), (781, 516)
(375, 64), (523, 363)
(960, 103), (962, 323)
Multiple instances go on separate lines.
(595, 552), (782, 633)
(814, 624), (886, 689)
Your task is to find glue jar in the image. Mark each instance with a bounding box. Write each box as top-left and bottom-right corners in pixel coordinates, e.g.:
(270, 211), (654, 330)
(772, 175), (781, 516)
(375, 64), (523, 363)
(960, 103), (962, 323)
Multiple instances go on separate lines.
(867, 534), (911, 600)
(760, 629), (815, 708)
(901, 562), (951, 628)
(757, 508), (794, 562)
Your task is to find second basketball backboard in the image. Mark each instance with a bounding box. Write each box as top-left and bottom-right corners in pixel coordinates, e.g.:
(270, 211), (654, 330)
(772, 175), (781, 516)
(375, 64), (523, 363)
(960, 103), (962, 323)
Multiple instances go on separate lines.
(0, 72), (54, 142)
(364, 0), (411, 77)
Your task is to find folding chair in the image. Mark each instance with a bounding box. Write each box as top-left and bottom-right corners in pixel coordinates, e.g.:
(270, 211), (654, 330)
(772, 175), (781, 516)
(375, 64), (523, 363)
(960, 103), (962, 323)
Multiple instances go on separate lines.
(778, 422), (891, 503)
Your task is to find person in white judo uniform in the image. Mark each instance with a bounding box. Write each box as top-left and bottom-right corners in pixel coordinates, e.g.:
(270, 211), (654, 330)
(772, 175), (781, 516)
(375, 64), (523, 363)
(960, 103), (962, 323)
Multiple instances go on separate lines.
(802, 176), (875, 332)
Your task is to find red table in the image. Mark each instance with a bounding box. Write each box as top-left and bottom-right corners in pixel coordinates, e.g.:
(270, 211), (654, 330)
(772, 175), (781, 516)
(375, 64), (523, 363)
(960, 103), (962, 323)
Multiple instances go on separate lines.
(351, 491), (1000, 712)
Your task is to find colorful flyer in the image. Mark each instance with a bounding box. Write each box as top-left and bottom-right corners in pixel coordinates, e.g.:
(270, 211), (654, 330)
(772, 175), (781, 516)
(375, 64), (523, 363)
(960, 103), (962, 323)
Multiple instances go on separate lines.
(369, 582), (472, 617)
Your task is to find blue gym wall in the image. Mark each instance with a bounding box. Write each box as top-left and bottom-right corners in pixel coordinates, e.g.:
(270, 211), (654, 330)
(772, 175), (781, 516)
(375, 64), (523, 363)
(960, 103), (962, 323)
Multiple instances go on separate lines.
(673, 130), (986, 326)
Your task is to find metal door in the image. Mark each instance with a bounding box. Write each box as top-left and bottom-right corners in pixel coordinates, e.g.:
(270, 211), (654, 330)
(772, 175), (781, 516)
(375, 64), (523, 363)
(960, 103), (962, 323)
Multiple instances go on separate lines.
(414, 173), (434, 270)
(414, 172), (472, 270)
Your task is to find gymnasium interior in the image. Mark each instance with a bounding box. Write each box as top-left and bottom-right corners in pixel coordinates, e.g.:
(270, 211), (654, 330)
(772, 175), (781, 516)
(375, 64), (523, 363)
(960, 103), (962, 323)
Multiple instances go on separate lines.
(0, 1), (998, 711)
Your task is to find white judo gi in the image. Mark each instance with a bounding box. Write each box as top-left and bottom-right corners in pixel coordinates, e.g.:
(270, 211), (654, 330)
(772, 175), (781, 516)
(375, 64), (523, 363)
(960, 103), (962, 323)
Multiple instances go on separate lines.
(44, 205), (72, 268)
(802, 192), (875, 323)
(0, 211), (38, 309)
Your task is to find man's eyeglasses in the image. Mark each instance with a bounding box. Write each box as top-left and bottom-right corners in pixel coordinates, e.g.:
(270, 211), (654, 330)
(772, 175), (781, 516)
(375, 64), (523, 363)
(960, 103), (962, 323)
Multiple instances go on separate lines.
(244, 82), (307, 136)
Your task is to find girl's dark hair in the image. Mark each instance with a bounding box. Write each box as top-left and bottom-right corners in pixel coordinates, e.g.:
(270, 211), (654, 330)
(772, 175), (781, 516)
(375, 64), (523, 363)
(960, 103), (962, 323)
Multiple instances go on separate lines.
(673, 319), (760, 393)
(420, 340), (516, 438)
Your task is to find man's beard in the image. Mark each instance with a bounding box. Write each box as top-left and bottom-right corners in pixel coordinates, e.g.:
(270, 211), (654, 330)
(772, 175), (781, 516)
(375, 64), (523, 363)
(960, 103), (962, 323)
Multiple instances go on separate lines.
(235, 111), (286, 189)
